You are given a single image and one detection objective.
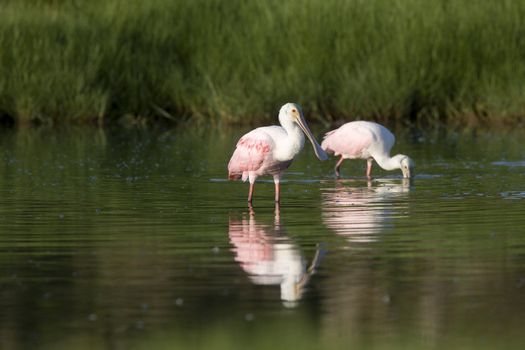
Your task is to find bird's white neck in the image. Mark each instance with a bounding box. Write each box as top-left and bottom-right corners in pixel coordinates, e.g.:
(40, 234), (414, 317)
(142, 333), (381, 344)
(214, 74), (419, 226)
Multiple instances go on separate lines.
(277, 120), (304, 161)
(374, 154), (401, 171)
(284, 122), (303, 143)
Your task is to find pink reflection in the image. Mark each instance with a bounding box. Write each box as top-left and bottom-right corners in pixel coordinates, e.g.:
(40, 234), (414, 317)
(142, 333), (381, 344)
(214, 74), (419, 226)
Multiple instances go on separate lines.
(322, 179), (411, 243)
(229, 205), (321, 306)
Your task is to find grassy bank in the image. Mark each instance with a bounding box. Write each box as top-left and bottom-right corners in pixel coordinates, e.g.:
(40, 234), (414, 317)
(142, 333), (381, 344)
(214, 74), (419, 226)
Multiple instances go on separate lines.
(1, 0), (524, 126)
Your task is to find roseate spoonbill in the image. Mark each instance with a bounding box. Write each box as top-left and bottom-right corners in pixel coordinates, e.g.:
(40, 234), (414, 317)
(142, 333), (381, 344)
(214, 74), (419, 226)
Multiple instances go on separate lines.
(228, 103), (328, 203)
(321, 121), (414, 178)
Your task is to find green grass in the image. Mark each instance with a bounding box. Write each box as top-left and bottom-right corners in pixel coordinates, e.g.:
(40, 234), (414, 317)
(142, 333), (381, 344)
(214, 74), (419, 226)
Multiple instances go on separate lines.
(1, 0), (525, 126)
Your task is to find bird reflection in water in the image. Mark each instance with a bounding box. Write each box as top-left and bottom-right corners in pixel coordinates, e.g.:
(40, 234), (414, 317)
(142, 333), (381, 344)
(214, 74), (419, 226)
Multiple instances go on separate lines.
(228, 204), (322, 307)
(322, 178), (412, 243)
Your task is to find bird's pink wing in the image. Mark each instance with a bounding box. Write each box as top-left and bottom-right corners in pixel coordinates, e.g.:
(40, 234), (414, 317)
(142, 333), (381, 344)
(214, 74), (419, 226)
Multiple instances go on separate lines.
(321, 124), (374, 157)
(228, 132), (273, 179)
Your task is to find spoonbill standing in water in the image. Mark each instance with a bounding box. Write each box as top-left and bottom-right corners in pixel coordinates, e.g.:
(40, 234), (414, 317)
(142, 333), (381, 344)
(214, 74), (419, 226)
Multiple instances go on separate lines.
(228, 103), (328, 203)
(321, 121), (414, 178)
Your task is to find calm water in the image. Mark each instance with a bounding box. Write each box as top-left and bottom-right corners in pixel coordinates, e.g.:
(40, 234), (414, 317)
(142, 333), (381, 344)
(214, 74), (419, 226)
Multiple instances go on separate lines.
(0, 126), (524, 350)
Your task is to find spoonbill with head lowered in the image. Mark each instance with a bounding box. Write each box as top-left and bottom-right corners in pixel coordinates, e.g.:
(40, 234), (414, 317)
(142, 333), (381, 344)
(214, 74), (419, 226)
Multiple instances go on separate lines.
(321, 121), (414, 178)
(228, 103), (328, 203)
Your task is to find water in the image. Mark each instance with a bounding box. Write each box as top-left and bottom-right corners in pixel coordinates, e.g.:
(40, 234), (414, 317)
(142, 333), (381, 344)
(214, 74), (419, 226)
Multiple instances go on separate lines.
(0, 126), (524, 350)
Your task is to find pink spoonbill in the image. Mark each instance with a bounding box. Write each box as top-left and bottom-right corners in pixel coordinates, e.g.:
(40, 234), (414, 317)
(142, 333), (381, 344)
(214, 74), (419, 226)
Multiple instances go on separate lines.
(228, 103), (328, 203)
(321, 121), (414, 178)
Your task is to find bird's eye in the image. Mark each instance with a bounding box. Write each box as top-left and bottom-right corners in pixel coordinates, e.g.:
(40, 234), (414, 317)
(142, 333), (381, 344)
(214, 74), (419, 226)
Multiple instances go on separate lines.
(291, 108), (297, 113)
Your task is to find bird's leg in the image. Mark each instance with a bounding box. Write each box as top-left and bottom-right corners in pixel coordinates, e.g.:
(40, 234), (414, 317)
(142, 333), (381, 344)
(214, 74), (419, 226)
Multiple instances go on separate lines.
(273, 174), (281, 203)
(335, 156), (345, 178)
(248, 173), (256, 203)
(366, 158), (373, 178)
(248, 182), (255, 203)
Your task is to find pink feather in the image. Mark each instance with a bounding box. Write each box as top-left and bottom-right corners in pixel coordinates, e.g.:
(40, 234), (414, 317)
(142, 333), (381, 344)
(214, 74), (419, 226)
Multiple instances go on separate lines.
(228, 135), (273, 181)
(322, 122), (376, 158)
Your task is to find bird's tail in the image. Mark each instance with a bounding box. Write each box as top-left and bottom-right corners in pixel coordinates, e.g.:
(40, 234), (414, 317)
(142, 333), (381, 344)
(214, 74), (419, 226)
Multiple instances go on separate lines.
(228, 173), (242, 181)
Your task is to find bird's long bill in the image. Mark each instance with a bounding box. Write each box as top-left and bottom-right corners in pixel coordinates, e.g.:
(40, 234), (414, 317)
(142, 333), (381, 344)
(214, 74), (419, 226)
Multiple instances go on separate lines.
(296, 115), (328, 161)
(401, 159), (414, 178)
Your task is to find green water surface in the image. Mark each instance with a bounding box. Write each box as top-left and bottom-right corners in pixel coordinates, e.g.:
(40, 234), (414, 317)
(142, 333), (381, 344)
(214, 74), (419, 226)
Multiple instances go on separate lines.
(0, 126), (524, 350)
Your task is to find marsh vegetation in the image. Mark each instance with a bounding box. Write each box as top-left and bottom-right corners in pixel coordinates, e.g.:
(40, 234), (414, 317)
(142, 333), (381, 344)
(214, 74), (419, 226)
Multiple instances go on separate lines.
(1, 0), (524, 126)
